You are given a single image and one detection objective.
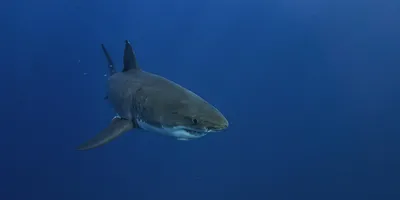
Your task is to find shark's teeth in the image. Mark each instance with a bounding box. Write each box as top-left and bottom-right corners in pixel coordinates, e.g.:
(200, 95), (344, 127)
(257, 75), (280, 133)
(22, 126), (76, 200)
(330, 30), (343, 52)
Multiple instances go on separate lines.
(185, 129), (204, 136)
(137, 119), (207, 139)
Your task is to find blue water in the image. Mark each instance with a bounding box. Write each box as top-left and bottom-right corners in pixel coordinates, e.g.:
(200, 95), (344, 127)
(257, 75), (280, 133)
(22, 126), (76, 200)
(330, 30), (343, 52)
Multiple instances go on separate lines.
(2, 0), (400, 199)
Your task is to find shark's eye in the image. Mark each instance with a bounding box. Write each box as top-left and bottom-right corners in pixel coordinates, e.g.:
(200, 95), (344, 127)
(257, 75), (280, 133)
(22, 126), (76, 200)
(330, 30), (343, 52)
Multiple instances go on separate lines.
(192, 118), (198, 125)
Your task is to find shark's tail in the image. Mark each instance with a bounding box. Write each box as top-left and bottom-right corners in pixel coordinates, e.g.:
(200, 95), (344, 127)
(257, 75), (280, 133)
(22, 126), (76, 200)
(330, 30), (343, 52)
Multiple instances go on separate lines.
(101, 44), (116, 76)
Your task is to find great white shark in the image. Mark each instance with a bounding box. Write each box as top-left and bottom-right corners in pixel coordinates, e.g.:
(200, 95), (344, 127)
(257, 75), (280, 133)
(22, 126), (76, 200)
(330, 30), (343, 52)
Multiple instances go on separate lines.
(77, 40), (229, 150)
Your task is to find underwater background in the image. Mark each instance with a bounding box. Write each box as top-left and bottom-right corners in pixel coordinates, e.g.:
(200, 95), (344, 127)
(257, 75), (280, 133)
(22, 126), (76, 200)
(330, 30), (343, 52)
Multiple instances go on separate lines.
(2, 0), (400, 199)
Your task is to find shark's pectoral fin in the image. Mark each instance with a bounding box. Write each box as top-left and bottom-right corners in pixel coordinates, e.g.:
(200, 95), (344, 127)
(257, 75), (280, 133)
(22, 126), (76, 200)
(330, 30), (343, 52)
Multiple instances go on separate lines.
(77, 117), (135, 151)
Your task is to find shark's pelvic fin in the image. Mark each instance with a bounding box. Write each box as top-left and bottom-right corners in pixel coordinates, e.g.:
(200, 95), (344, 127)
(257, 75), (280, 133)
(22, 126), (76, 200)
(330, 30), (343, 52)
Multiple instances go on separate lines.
(77, 117), (135, 150)
(101, 44), (117, 76)
(123, 40), (139, 72)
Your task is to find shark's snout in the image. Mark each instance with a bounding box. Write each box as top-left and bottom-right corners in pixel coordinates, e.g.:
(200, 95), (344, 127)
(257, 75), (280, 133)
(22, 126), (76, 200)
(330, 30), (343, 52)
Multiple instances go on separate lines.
(219, 118), (229, 130)
(208, 112), (229, 132)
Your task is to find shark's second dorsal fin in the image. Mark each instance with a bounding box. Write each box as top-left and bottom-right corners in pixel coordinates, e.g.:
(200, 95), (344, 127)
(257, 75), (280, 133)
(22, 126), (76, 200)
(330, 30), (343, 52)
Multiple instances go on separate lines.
(123, 40), (140, 72)
(101, 44), (117, 76)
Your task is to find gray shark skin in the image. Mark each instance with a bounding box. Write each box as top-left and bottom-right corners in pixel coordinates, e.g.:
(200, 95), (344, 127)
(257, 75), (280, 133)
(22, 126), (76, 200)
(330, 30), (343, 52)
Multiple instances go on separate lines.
(77, 40), (229, 150)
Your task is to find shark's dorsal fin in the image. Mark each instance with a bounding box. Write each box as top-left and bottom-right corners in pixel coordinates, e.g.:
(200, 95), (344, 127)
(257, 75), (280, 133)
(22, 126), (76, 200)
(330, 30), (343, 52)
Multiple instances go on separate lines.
(123, 40), (140, 72)
(101, 44), (117, 76)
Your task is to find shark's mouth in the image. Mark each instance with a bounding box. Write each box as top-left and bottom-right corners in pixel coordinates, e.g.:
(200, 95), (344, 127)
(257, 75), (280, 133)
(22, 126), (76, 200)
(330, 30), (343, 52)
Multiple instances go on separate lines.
(184, 128), (209, 136)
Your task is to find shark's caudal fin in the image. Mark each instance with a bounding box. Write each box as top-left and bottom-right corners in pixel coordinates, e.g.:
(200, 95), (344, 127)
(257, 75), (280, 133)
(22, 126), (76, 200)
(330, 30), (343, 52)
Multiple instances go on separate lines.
(101, 44), (117, 76)
(77, 117), (135, 150)
(123, 40), (140, 72)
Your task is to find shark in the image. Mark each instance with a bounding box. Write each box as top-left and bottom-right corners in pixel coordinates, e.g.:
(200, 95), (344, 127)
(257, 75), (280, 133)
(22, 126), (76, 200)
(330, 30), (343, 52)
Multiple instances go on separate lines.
(77, 40), (229, 150)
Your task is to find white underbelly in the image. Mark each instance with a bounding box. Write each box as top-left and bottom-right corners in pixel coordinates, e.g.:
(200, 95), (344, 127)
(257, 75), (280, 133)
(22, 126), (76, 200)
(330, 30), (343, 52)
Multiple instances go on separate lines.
(136, 119), (204, 140)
